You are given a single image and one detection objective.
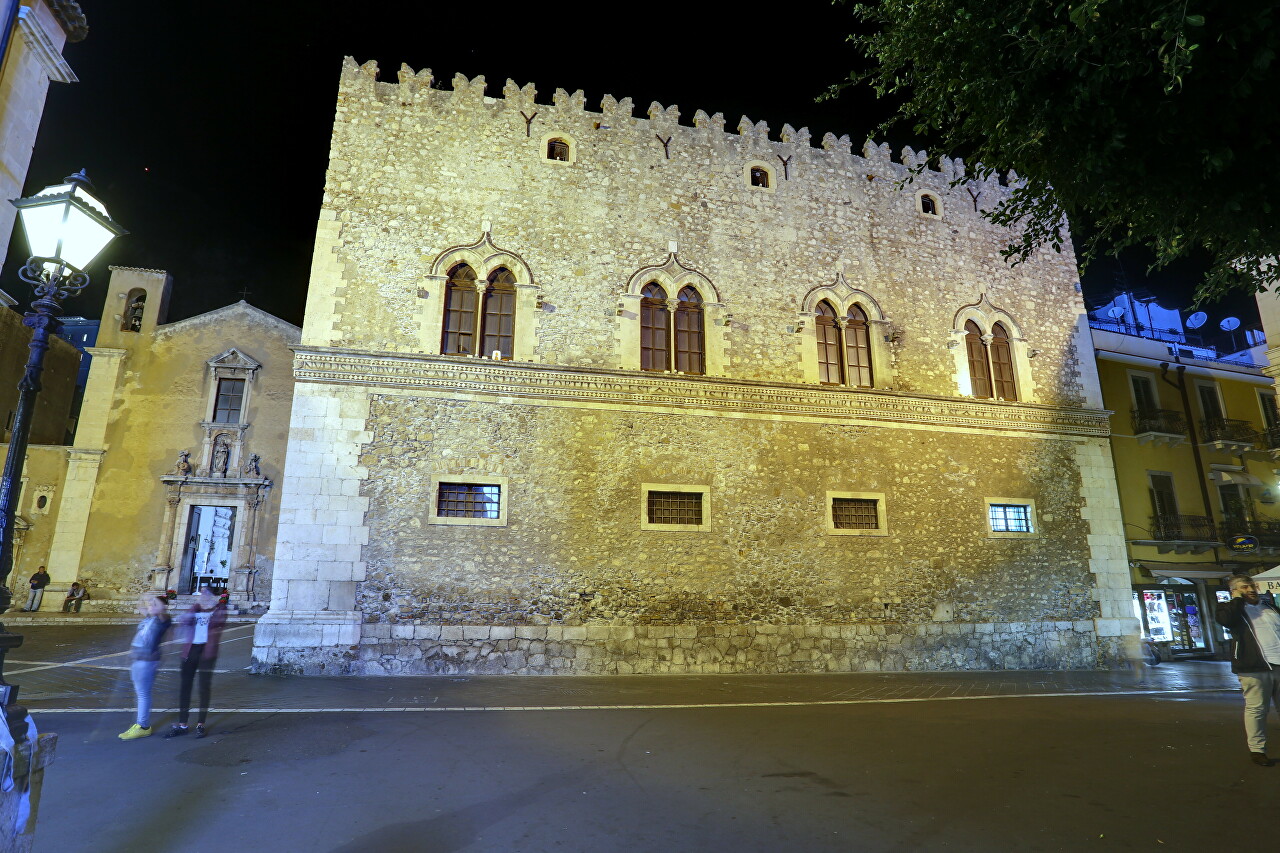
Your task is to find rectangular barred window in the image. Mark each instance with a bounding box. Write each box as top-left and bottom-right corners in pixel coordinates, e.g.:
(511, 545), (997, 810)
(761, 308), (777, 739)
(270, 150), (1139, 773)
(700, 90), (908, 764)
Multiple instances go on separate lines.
(988, 503), (1032, 533)
(832, 497), (879, 530)
(437, 483), (501, 519)
(647, 490), (703, 526)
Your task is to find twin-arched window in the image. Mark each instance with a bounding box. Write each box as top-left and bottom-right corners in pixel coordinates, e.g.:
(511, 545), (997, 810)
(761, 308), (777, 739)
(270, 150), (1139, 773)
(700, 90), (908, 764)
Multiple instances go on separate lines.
(964, 320), (1017, 400)
(640, 283), (704, 373)
(441, 264), (517, 359)
(815, 301), (874, 387)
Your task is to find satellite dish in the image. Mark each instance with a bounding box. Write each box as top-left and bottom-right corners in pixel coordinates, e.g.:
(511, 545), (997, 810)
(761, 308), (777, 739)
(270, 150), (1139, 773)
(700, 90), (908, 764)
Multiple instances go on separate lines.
(1106, 306), (1126, 319)
(1220, 317), (1241, 332)
(1186, 311), (1208, 329)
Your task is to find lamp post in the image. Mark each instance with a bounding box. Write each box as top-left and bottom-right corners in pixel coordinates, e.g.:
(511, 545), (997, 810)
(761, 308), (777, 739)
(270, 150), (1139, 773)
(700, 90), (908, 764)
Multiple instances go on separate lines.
(0, 171), (125, 702)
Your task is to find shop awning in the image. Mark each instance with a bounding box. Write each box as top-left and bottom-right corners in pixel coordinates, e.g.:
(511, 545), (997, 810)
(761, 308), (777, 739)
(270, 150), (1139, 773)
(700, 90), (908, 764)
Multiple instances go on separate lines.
(1140, 563), (1234, 579)
(1208, 471), (1264, 486)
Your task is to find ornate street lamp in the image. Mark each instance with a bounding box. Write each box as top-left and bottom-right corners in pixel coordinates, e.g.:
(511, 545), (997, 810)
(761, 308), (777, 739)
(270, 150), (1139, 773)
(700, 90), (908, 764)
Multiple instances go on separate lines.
(0, 171), (125, 702)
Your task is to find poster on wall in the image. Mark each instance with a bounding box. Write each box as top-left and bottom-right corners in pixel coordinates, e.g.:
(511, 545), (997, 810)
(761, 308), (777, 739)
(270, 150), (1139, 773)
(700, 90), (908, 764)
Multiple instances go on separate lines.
(1143, 591), (1173, 642)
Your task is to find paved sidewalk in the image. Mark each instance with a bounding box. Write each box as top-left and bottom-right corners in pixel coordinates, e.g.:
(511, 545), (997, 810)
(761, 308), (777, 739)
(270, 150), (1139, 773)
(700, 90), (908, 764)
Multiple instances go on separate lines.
(2, 622), (1239, 714)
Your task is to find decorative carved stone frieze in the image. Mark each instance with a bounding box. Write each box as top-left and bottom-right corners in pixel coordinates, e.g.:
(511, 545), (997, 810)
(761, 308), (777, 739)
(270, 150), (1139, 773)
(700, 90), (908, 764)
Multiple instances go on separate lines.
(292, 347), (1111, 437)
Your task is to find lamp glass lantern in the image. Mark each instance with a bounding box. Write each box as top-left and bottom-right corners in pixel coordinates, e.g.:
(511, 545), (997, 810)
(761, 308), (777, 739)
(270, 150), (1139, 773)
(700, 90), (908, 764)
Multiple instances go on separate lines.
(11, 171), (126, 273)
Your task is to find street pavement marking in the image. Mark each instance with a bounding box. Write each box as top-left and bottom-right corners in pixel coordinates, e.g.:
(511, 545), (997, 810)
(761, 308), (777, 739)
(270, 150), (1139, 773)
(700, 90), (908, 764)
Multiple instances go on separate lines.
(27, 687), (1234, 714)
(6, 624), (256, 675)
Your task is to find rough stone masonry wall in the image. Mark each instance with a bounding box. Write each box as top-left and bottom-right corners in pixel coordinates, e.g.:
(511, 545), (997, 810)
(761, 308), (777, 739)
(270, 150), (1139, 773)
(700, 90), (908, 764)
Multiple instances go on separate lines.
(350, 395), (1118, 674)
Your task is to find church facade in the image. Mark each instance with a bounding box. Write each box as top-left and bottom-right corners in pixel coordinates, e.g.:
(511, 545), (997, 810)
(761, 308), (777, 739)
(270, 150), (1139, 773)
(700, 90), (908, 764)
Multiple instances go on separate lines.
(252, 59), (1130, 675)
(7, 266), (297, 610)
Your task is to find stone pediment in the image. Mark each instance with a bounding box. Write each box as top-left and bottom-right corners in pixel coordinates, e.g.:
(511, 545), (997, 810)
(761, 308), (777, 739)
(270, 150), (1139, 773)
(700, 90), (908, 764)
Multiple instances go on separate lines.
(207, 348), (262, 372)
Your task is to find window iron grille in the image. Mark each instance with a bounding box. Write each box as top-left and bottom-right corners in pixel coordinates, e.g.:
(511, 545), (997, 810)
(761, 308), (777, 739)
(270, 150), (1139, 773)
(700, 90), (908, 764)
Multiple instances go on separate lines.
(989, 503), (1032, 533)
(832, 498), (879, 530)
(437, 483), (501, 519)
(647, 490), (703, 525)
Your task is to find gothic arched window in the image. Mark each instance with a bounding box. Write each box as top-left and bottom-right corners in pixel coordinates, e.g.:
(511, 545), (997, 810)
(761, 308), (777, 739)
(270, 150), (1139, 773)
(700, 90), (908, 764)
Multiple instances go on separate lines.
(640, 283), (671, 371)
(674, 286), (705, 375)
(990, 323), (1018, 400)
(441, 264), (479, 355)
(965, 320), (994, 399)
(845, 305), (873, 388)
(816, 301), (844, 385)
(481, 268), (517, 360)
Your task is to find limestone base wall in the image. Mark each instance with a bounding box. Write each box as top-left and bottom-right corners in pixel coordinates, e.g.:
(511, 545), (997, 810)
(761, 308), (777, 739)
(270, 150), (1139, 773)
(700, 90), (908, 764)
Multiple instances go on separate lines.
(255, 620), (1123, 676)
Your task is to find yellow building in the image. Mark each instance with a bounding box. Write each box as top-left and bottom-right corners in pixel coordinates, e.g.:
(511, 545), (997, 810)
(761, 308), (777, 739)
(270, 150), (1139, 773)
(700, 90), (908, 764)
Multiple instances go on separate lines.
(9, 266), (299, 611)
(1092, 294), (1276, 659)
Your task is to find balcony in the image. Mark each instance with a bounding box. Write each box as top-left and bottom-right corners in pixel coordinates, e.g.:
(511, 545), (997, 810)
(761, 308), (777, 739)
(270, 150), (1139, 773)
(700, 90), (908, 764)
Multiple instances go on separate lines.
(1261, 426), (1280, 460)
(1132, 513), (1221, 554)
(1200, 417), (1258, 453)
(1131, 408), (1187, 447)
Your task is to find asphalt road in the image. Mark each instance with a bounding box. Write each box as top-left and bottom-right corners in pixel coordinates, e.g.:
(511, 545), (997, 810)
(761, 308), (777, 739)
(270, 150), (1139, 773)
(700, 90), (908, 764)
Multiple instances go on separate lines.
(6, 623), (1272, 852)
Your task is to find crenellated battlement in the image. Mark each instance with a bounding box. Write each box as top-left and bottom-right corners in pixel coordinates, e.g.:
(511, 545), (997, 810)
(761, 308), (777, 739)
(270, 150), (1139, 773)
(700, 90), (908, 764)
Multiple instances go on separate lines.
(336, 57), (1019, 209)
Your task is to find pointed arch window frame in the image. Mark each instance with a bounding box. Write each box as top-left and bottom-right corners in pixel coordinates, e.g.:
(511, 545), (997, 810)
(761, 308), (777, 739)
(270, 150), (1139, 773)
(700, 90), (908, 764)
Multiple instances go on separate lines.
(950, 304), (1031, 403)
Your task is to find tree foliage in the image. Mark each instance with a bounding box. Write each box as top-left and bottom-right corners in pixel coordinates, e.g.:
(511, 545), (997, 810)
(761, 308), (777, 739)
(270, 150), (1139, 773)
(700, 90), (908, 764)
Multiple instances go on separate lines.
(837, 1), (1280, 302)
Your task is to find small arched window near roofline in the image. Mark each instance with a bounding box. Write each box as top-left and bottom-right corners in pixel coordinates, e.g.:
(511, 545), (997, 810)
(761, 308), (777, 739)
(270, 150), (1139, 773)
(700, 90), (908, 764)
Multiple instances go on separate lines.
(920, 194), (939, 216)
(547, 138), (570, 161)
(750, 166), (770, 188)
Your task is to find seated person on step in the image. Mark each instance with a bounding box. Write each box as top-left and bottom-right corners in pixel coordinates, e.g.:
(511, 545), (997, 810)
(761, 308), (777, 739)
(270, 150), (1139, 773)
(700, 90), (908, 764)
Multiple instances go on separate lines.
(62, 582), (88, 613)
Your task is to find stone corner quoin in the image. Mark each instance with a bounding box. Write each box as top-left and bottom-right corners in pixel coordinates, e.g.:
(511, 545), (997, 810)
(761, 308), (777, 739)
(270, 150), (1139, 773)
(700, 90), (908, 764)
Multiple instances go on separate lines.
(249, 58), (1129, 676)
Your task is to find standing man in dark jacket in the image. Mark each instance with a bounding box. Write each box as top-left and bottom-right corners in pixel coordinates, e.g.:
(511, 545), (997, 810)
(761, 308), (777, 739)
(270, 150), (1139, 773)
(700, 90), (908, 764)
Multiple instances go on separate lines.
(1215, 574), (1280, 766)
(22, 566), (50, 612)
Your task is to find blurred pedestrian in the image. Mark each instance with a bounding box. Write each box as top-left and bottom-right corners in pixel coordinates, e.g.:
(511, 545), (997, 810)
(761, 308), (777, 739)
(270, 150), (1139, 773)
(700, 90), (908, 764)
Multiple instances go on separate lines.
(119, 595), (172, 741)
(1215, 574), (1280, 767)
(165, 588), (227, 739)
(22, 566), (50, 612)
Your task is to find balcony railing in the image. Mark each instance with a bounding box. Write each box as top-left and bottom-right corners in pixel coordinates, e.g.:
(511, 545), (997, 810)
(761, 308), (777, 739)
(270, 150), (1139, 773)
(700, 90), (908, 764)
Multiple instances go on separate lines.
(1131, 408), (1186, 435)
(1250, 521), (1280, 548)
(1261, 426), (1280, 450)
(1201, 417), (1258, 445)
(1151, 513), (1219, 542)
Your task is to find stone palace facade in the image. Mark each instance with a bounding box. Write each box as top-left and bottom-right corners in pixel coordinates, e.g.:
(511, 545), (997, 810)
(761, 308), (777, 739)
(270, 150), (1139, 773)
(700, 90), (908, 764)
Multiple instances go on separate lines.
(252, 58), (1132, 675)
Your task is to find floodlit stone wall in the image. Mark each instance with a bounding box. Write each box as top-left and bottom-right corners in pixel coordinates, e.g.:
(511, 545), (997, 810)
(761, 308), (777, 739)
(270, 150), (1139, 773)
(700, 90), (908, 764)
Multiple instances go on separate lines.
(253, 58), (1131, 674)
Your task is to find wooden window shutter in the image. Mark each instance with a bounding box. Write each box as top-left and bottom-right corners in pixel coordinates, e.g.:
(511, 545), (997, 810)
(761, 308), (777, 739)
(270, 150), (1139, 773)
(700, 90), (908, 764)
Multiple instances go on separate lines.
(640, 283), (671, 371)
(965, 320), (992, 399)
(441, 264), (479, 355)
(816, 302), (843, 385)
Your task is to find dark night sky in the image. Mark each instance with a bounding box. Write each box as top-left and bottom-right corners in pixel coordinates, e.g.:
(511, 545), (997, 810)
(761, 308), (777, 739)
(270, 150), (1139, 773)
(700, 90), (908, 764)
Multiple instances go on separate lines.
(1, 1), (1256, 331)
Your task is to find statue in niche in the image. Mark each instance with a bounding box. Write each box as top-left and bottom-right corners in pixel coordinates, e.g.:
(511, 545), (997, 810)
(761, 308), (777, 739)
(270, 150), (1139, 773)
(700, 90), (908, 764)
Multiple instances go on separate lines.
(174, 450), (192, 475)
(243, 453), (261, 477)
(211, 435), (230, 476)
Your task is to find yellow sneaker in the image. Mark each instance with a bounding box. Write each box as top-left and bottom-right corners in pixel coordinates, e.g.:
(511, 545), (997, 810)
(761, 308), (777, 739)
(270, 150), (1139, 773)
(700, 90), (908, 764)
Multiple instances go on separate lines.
(118, 724), (152, 740)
